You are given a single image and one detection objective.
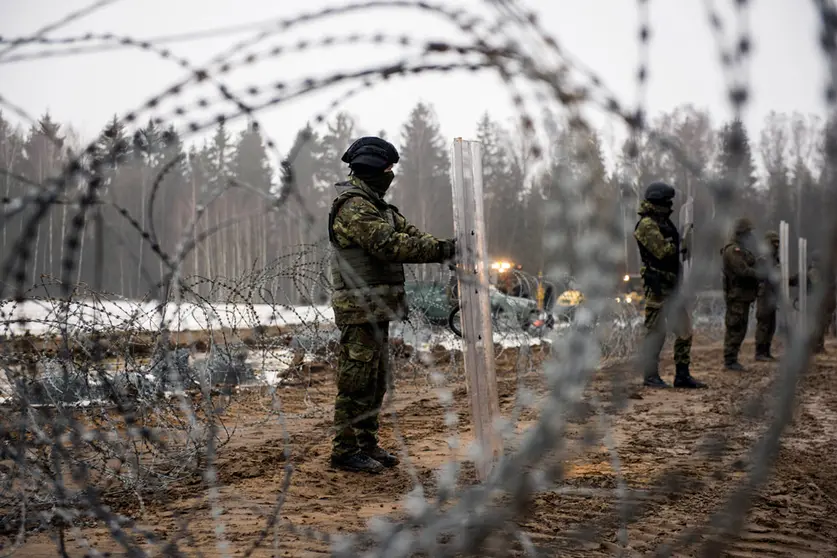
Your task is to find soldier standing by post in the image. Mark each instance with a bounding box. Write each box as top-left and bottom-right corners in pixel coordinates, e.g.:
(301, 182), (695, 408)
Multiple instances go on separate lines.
(806, 250), (836, 354)
(754, 231), (781, 361)
(721, 218), (760, 370)
(633, 181), (707, 389)
(328, 136), (456, 474)
(755, 230), (801, 361)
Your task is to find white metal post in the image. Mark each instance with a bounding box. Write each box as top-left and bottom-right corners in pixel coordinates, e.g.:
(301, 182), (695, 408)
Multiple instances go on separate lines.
(450, 138), (502, 481)
(780, 221), (790, 332)
(678, 194), (694, 285)
(799, 237), (807, 329)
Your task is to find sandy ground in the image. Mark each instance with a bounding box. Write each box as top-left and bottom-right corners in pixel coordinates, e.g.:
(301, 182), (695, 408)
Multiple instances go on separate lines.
(9, 335), (837, 557)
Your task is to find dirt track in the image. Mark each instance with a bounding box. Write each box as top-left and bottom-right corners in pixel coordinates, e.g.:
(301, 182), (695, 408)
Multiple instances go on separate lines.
(14, 336), (837, 557)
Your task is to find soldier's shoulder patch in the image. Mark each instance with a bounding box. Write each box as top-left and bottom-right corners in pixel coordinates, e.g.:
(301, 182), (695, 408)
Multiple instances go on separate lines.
(734, 247), (741, 252)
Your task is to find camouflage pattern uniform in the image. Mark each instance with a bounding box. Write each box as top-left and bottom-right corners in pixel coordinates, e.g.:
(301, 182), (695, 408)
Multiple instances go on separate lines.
(755, 231), (800, 361)
(721, 218), (760, 370)
(633, 181), (706, 389)
(328, 136), (455, 474)
(755, 231), (781, 361)
(806, 251), (836, 354)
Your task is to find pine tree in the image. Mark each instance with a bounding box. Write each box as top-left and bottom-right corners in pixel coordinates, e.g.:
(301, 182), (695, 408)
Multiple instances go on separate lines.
(316, 112), (356, 188)
(22, 113), (65, 282)
(231, 121), (275, 276)
(152, 124), (188, 286)
(717, 118), (758, 212)
(395, 102), (452, 280)
(203, 122), (235, 281)
(475, 112), (523, 260)
(0, 112), (26, 267)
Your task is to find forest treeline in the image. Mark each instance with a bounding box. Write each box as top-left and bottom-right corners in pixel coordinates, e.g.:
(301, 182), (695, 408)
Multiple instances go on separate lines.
(0, 103), (832, 303)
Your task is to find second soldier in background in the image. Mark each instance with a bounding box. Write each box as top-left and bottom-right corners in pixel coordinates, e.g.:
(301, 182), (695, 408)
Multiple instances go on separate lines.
(721, 218), (760, 371)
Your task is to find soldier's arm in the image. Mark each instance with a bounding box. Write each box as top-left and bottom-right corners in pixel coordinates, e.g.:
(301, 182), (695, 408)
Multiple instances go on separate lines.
(395, 212), (436, 240)
(723, 246), (758, 278)
(633, 218), (677, 259)
(333, 197), (446, 264)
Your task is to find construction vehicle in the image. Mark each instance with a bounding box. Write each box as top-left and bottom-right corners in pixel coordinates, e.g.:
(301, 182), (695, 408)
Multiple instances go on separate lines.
(616, 273), (645, 309)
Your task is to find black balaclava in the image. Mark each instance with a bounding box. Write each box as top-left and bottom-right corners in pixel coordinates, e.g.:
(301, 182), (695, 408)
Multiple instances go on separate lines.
(351, 163), (394, 195)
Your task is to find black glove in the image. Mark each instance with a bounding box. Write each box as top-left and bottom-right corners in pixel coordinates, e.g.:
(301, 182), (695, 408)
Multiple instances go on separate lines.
(440, 238), (456, 262)
(680, 224), (693, 259)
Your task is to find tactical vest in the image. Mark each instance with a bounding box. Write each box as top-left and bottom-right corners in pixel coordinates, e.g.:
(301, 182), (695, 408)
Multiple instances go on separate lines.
(327, 183), (406, 291)
(634, 216), (680, 288)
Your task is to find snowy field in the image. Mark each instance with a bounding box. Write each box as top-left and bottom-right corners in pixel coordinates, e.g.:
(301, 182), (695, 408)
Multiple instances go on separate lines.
(0, 299), (335, 337)
(0, 296), (724, 406)
(0, 297), (672, 337)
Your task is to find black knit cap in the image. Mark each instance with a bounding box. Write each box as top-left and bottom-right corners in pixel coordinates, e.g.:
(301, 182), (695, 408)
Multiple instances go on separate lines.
(644, 181), (676, 204)
(342, 136), (399, 172)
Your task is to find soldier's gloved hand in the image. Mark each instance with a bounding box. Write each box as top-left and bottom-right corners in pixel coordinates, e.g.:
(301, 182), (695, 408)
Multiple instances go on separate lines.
(440, 238), (456, 262)
(681, 224), (693, 258)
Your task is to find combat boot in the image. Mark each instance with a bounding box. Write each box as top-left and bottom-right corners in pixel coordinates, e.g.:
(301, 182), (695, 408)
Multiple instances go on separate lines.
(364, 446), (399, 468)
(725, 360), (745, 371)
(754, 344), (775, 362)
(643, 373), (670, 388)
(673, 363), (707, 389)
(330, 452), (384, 474)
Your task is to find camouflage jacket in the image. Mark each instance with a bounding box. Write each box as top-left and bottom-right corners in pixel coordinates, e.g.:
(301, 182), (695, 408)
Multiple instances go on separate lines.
(756, 249), (780, 301)
(633, 201), (681, 296)
(328, 176), (449, 326)
(756, 249), (801, 306)
(807, 264), (837, 311)
(721, 235), (759, 302)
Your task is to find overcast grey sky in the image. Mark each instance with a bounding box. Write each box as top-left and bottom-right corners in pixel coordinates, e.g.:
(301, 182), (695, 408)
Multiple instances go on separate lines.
(0, 0), (828, 169)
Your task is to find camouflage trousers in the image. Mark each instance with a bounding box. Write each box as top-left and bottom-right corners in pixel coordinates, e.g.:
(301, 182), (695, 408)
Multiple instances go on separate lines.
(642, 292), (692, 377)
(332, 321), (391, 458)
(812, 301), (836, 352)
(755, 296), (777, 349)
(724, 298), (753, 363)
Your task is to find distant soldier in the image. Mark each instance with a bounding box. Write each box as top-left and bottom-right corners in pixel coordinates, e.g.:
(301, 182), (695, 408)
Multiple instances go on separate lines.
(633, 181), (707, 389)
(328, 136), (456, 474)
(755, 230), (801, 361)
(806, 250), (836, 354)
(754, 231), (781, 361)
(721, 218), (760, 370)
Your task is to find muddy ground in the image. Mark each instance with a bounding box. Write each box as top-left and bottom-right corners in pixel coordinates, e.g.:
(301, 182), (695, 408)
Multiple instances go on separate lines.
(10, 335), (837, 557)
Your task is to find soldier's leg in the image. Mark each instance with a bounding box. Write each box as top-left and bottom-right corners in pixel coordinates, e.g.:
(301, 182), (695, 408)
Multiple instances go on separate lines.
(357, 322), (400, 467)
(641, 293), (668, 387)
(332, 323), (382, 460)
(754, 298), (777, 360)
(671, 302), (706, 388)
(724, 299), (750, 366)
(356, 322), (389, 452)
(671, 303), (693, 367)
(813, 305), (833, 353)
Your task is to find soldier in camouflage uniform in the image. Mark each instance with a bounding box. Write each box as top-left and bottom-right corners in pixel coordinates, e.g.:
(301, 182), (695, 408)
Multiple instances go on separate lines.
(806, 250), (836, 354)
(754, 231), (781, 361)
(755, 230), (801, 361)
(328, 136), (456, 474)
(633, 181), (707, 389)
(721, 218), (761, 370)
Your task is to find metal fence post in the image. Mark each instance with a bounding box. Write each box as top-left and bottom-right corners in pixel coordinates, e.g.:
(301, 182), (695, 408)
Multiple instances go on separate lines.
(450, 138), (502, 481)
